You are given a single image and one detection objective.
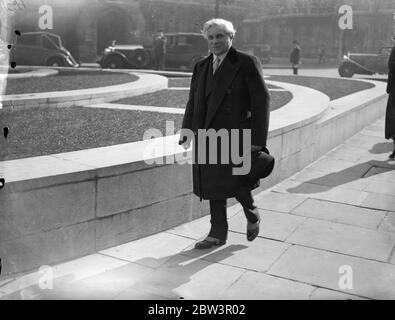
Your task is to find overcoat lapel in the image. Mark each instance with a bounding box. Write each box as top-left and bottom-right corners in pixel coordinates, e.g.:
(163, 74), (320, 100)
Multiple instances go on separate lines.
(194, 55), (211, 128)
(204, 47), (241, 129)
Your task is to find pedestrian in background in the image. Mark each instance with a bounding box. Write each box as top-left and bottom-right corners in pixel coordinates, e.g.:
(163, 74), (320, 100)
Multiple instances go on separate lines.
(153, 31), (166, 71)
(179, 18), (270, 249)
(290, 40), (301, 75)
(318, 45), (327, 65)
(385, 36), (395, 159)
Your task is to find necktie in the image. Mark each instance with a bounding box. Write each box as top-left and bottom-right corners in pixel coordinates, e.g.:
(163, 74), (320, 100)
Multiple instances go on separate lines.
(213, 57), (220, 75)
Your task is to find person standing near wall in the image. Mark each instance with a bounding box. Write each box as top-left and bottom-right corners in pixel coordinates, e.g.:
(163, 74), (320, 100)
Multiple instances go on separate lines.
(290, 40), (301, 75)
(153, 30), (166, 71)
(385, 36), (395, 159)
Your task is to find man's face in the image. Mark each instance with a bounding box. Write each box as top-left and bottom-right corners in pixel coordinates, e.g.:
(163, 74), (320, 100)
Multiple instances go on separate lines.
(206, 25), (233, 56)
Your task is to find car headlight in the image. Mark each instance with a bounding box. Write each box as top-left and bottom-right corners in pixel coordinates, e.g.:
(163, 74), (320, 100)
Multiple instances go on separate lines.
(343, 55), (349, 59)
(104, 48), (113, 54)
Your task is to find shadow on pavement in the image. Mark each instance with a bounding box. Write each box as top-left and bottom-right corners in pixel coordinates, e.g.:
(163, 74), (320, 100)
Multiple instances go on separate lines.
(286, 159), (395, 194)
(1, 244), (248, 300)
(369, 141), (393, 154)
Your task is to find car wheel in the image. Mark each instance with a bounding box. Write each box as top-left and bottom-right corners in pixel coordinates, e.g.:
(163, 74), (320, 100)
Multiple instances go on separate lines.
(46, 57), (64, 67)
(130, 49), (149, 68)
(103, 56), (125, 69)
(338, 63), (354, 77)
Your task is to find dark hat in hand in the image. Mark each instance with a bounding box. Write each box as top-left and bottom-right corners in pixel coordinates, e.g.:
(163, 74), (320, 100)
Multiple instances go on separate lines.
(247, 148), (275, 181)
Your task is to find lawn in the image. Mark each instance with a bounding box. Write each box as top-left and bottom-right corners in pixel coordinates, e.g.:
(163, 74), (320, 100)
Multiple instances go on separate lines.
(5, 70), (138, 95)
(115, 89), (292, 111)
(168, 77), (281, 89)
(269, 75), (374, 100)
(0, 106), (183, 161)
(168, 75), (375, 100)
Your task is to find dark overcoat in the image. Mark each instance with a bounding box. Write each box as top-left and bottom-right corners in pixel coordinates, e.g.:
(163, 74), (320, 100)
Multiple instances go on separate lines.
(385, 45), (395, 139)
(290, 46), (301, 65)
(180, 47), (270, 200)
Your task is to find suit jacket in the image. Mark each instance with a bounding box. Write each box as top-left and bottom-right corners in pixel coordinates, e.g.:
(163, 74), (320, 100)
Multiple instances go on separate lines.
(387, 45), (395, 94)
(180, 47), (270, 200)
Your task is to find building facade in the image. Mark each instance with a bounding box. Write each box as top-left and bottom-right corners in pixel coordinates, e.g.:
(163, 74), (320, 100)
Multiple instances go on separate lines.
(242, 0), (395, 58)
(9, 0), (252, 62)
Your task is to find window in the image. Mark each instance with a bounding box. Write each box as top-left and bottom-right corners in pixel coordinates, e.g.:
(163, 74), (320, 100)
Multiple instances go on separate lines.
(17, 34), (40, 46)
(42, 35), (57, 50)
(176, 35), (191, 47)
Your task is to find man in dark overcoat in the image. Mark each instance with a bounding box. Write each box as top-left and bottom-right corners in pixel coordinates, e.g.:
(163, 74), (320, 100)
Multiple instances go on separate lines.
(179, 18), (270, 249)
(385, 36), (395, 159)
(153, 31), (166, 71)
(290, 40), (301, 75)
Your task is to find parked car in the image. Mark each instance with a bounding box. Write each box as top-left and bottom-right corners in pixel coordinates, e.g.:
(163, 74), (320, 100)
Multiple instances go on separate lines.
(9, 32), (78, 67)
(243, 43), (271, 64)
(338, 47), (392, 77)
(99, 32), (209, 71)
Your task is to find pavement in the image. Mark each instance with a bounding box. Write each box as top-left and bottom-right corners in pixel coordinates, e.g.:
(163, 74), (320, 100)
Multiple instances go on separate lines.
(1, 115), (395, 300)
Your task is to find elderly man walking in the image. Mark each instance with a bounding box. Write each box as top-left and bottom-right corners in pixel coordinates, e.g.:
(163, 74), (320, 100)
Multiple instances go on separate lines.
(179, 18), (270, 249)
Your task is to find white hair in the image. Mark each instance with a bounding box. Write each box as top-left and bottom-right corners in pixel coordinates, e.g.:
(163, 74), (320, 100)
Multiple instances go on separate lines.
(202, 18), (236, 39)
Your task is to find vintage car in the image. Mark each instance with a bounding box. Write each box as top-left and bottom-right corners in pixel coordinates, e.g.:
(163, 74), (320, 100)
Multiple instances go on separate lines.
(338, 47), (392, 77)
(242, 43), (271, 64)
(98, 32), (209, 71)
(10, 32), (78, 67)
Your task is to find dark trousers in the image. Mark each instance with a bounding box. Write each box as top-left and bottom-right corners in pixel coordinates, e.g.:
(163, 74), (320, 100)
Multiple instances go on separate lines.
(293, 66), (298, 75)
(208, 187), (260, 241)
(156, 55), (165, 70)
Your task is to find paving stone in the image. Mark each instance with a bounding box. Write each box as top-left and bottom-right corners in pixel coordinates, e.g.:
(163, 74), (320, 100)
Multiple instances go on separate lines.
(166, 215), (211, 240)
(345, 134), (386, 149)
(99, 233), (196, 269)
(302, 157), (371, 177)
(222, 271), (314, 300)
(181, 232), (290, 272)
(309, 288), (367, 300)
(57, 262), (155, 299)
(391, 253), (395, 265)
(0, 254), (130, 299)
(113, 287), (170, 300)
(364, 181), (395, 196)
(362, 166), (395, 182)
(268, 245), (395, 300)
(361, 193), (395, 212)
(292, 199), (385, 230)
(325, 144), (374, 162)
(276, 180), (369, 206)
(129, 254), (245, 299)
(286, 218), (395, 261)
(254, 191), (307, 213)
(378, 212), (395, 234)
(228, 210), (306, 241)
(291, 170), (370, 191)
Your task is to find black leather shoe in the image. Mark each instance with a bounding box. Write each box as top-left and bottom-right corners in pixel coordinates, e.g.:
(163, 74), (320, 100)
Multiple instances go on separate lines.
(389, 151), (395, 160)
(247, 220), (260, 242)
(194, 238), (226, 249)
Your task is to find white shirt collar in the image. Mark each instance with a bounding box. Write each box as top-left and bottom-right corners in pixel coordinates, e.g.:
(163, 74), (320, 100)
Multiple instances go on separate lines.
(213, 48), (230, 65)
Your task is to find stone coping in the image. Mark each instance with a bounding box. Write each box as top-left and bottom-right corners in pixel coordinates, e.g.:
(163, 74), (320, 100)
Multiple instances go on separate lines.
(0, 72), (168, 108)
(0, 79), (328, 186)
(0, 68), (58, 79)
